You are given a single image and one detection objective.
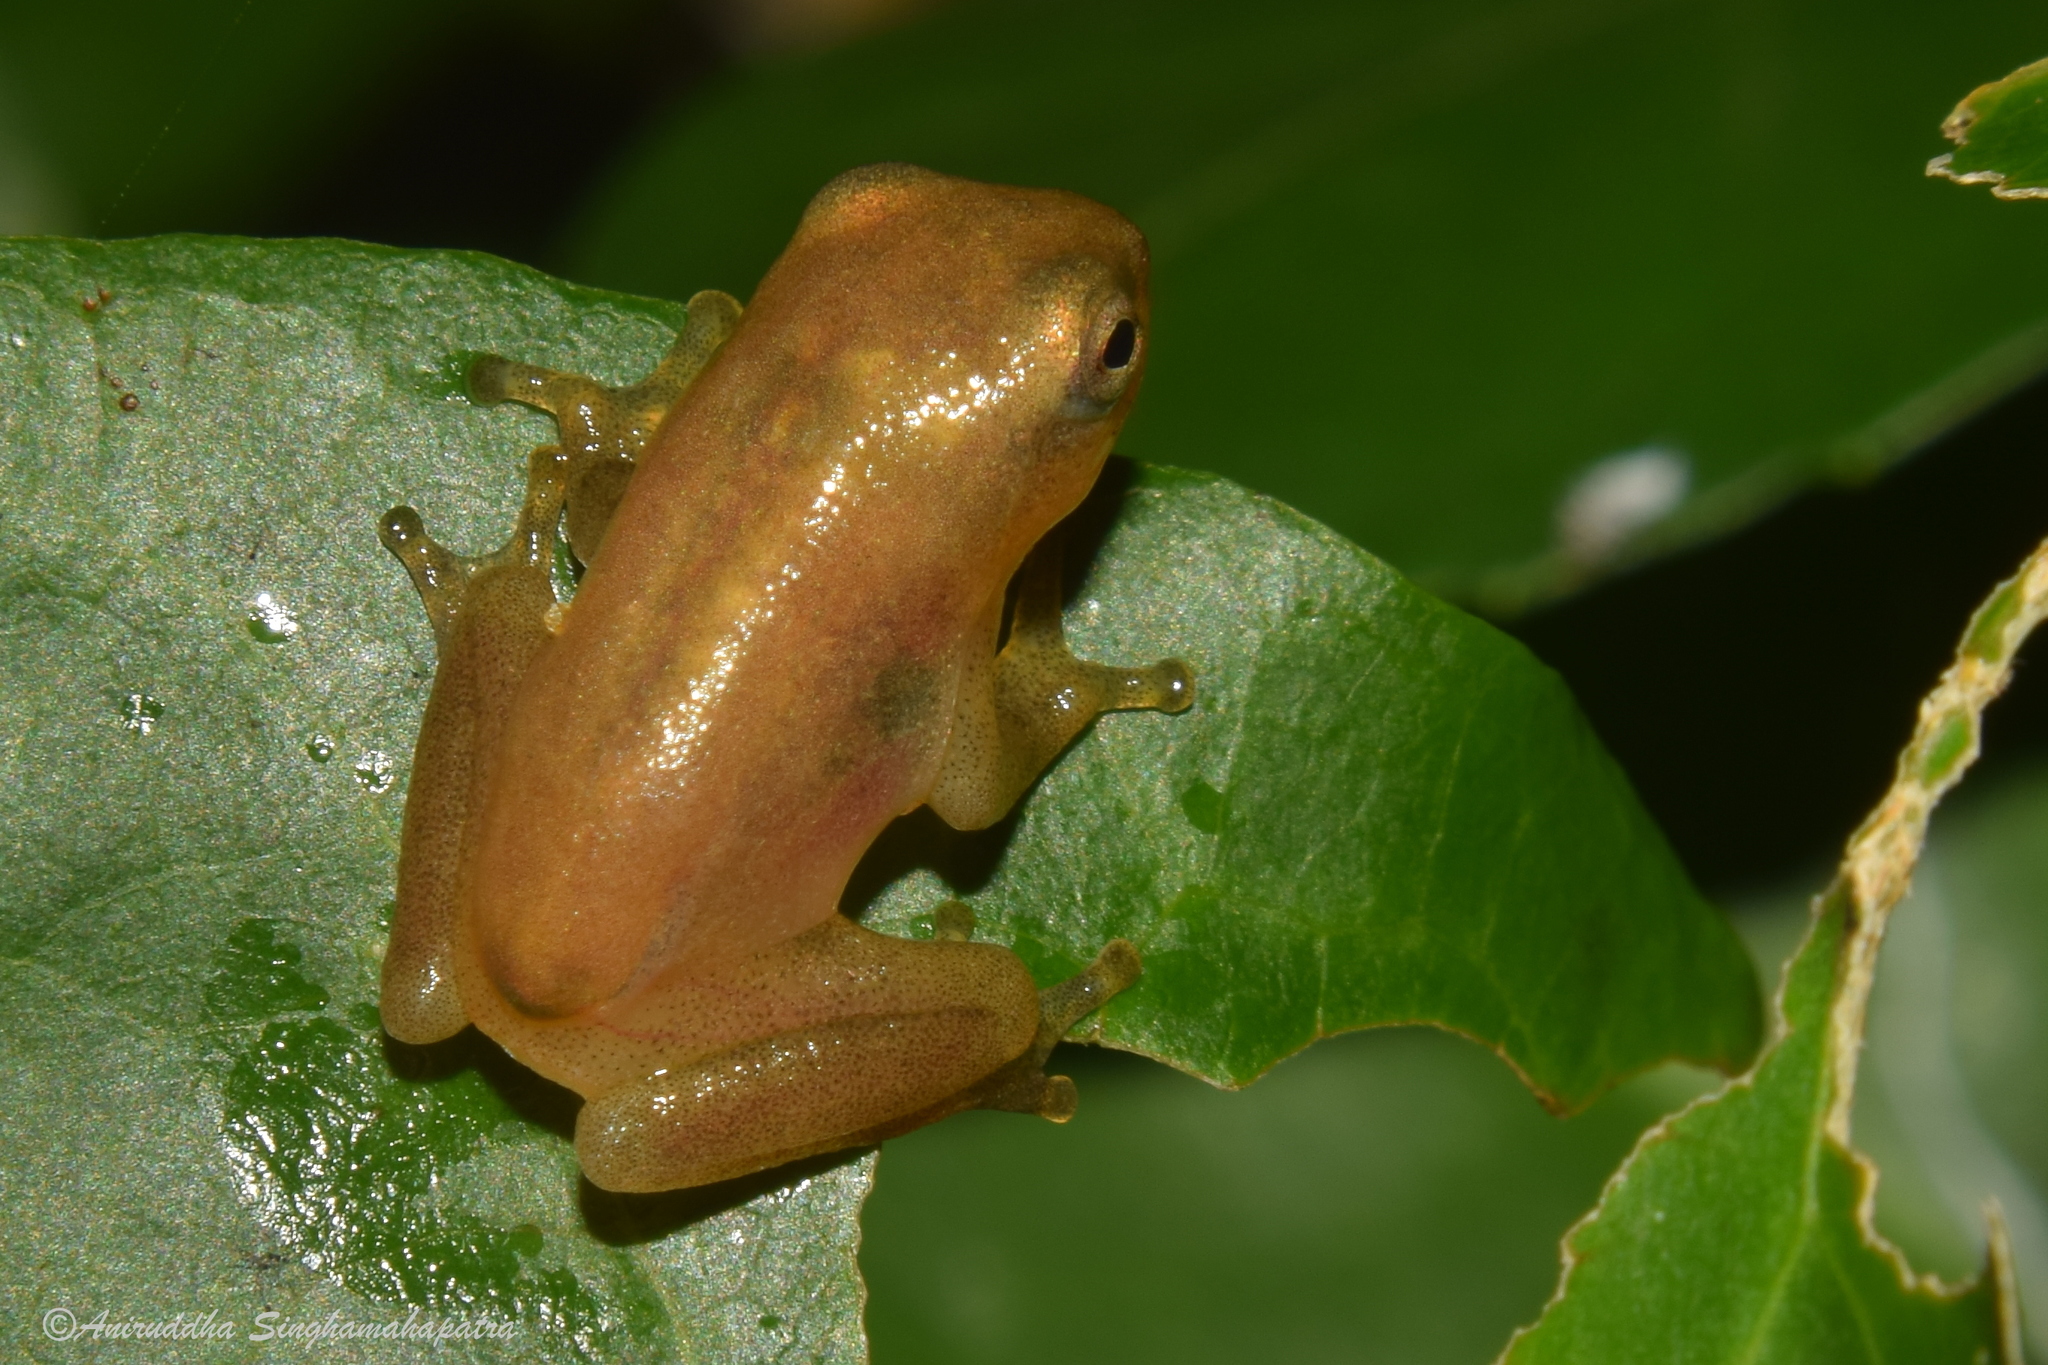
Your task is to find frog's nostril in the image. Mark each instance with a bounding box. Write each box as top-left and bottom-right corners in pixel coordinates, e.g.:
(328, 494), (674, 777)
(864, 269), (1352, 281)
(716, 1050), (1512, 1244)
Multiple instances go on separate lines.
(1101, 318), (1137, 370)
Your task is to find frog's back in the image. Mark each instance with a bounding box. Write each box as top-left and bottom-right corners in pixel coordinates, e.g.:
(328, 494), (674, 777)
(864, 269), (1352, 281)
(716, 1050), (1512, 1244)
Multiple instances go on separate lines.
(459, 165), (1151, 1031)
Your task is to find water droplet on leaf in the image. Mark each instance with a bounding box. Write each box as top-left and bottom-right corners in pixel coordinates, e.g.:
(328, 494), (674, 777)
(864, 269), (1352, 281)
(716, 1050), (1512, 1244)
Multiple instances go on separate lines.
(353, 751), (395, 794)
(119, 692), (163, 736)
(248, 592), (300, 643)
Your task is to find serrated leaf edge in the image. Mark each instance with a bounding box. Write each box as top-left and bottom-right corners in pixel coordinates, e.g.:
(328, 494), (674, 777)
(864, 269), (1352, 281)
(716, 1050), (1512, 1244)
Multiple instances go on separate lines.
(1498, 537), (2048, 1363)
(1927, 55), (2048, 200)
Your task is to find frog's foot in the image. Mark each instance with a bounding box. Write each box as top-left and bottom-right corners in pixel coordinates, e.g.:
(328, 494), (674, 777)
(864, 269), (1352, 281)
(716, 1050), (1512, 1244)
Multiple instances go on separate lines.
(931, 898), (977, 941)
(956, 937), (1142, 1122)
(377, 443), (570, 651)
(376, 505), (466, 654)
(465, 289), (742, 562)
(927, 534), (1194, 829)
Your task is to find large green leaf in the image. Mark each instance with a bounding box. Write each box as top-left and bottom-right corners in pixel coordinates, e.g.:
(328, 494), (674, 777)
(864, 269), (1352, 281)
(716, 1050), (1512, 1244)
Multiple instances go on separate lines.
(1503, 896), (2012, 1362)
(856, 464), (1759, 1102)
(0, 235), (1753, 1357)
(568, 0), (2048, 610)
(1501, 541), (2048, 1362)
(1929, 55), (2048, 200)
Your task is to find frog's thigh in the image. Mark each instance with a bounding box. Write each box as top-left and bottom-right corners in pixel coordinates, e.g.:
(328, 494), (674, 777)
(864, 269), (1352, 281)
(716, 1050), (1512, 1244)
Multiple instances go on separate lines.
(573, 917), (1040, 1193)
(926, 538), (1193, 830)
(378, 448), (566, 1044)
(379, 655), (478, 1045)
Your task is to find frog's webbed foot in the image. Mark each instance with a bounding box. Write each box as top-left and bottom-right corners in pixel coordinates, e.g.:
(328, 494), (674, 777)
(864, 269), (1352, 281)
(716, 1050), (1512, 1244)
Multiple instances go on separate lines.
(376, 505), (466, 653)
(927, 535), (1194, 829)
(377, 443), (571, 651)
(465, 289), (742, 563)
(955, 936), (1143, 1122)
(375, 443), (570, 1046)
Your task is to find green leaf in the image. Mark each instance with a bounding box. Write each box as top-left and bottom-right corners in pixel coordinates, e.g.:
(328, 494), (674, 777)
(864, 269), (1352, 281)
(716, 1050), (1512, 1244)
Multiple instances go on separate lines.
(1501, 540), (2048, 1363)
(0, 234), (1754, 1355)
(0, 237), (867, 1363)
(569, 0), (2048, 609)
(858, 464), (1760, 1106)
(1502, 896), (2012, 1362)
(1929, 55), (2048, 201)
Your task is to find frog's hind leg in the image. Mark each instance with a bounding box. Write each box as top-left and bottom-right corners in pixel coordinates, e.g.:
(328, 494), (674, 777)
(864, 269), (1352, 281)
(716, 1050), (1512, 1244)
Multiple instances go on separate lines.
(879, 904), (1143, 1123)
(926, 536), (1194, 830)
(569, 915), (1141, 1193)
(377, 444), (569, 1045)
(467, 288), (742, 563)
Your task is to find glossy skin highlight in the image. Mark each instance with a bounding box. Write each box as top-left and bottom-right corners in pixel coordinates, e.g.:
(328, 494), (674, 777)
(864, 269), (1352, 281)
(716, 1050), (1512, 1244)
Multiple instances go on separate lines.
(377, 165), (1192, 1192)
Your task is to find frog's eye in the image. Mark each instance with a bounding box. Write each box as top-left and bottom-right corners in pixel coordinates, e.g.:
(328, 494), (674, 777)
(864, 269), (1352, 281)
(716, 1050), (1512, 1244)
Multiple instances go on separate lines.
(1102, 318), (1137, 370)
(1066, 302), (1143, 418)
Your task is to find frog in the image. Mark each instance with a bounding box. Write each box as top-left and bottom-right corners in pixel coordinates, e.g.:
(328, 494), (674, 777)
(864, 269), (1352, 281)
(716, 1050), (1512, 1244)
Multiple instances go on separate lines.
(376, 163), (1194, 1193)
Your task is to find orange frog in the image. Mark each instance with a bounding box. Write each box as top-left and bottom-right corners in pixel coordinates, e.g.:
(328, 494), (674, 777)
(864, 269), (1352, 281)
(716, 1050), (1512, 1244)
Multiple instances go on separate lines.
(376, 164), (1193, 1193)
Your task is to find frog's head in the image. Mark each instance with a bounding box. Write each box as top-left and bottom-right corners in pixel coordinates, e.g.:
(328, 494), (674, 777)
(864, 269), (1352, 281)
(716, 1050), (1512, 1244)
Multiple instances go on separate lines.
(748, 163), (1152, 565)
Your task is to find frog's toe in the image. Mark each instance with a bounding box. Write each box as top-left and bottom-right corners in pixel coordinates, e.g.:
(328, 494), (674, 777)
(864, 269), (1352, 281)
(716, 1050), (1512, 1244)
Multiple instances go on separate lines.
(1036, 937), (1141, 1045)
(1037, 1073), (1079, 1122)
(466, 353), (534, 405)
(1121, 657), (1194, 713)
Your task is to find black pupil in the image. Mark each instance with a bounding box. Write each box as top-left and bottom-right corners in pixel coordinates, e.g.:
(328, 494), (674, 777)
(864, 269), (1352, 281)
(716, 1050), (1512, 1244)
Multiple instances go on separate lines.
(1101, 318), (1137, 370)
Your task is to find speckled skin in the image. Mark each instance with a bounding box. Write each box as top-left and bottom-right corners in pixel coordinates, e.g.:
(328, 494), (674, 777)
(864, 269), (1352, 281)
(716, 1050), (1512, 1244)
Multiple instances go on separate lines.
(378, 165), (1192, 1192)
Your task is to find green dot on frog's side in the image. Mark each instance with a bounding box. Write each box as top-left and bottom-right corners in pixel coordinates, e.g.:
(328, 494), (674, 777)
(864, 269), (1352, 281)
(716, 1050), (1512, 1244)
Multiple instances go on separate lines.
(306, 734), (336, 762)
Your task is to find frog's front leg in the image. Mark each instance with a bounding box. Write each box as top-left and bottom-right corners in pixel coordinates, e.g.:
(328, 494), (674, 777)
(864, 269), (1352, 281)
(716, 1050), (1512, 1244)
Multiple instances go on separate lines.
(925, 537), (1194, 830)
(570, 915), (1141, 1192)
(378, 444), (569, 1044)
(467, 289), (741, 563)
